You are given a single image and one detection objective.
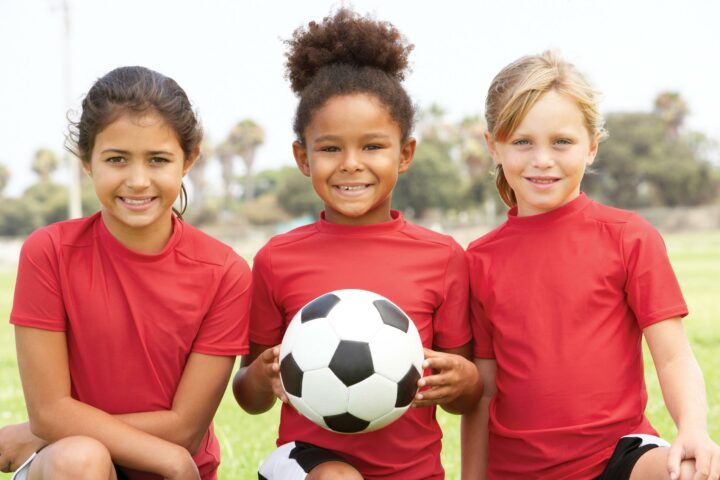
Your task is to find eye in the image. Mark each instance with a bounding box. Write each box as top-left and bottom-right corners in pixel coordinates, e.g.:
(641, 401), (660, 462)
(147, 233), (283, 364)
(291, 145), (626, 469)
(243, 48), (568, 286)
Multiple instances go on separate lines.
(364, 144), (383, 151)
(105, 156), (125, 164)
(555, 138), (572, 145)
(512, 139), (530, 146)
(149, 156), (170, 164)
(319, 146), (340, 153)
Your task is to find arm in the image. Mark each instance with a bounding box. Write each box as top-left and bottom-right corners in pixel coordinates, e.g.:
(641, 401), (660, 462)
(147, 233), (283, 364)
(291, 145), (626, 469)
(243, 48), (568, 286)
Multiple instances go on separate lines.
(461, 358), (496, 480)
(0, 423), (45, 472)
(644, 318), (720, 479)
(413, 342), (483, 414)
(116, 352), (235, 454)
(233, 342), (287, 414)
(16, 326), (198, 479)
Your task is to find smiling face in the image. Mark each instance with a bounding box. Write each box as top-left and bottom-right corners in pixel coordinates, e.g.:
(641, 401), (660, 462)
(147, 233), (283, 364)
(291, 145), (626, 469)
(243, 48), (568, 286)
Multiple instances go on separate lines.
(486, 90), (599, 217)
(83, 110), (196, 252)
(293, 93), (415, 225)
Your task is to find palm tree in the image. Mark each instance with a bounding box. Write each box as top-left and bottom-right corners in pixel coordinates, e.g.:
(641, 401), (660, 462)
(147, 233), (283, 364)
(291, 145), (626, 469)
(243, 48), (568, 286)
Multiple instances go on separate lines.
(32, 149), (59, 183)
(654, 91), (688, 138)
(0, 163), (10, 195)
(215, 138), (236, 208)
(226, 119), (265, 201)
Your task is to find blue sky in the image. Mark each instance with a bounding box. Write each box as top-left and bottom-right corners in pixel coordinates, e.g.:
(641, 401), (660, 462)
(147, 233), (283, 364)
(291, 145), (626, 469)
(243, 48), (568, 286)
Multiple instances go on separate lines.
(1, 0), (718, 196)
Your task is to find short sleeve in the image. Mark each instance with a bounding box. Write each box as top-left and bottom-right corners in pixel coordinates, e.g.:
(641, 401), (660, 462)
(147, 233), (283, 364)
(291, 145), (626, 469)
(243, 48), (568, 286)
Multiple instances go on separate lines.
(467, 250), (494, 359)
(192, 252), (252, 356)
(432, 241), (472, 349)
(622, 214), (688, 329)
(10, 228), (67, 331)
(248, 245), (286, 346)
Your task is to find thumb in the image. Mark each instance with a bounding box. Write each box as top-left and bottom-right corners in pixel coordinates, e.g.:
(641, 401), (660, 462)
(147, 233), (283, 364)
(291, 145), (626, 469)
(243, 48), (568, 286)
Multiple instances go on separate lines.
(666, 441), (684, 480)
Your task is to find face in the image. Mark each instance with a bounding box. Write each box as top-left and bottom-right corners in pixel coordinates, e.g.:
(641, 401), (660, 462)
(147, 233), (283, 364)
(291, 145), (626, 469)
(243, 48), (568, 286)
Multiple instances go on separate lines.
(293, 93), (415, 225)
(83, 110), (196, 249)
(486, 90), (599, 216)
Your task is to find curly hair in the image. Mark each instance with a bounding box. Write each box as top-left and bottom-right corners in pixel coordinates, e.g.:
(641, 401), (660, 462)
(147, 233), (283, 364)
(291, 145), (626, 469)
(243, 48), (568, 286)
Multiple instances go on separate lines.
(285, 8), (416, 142)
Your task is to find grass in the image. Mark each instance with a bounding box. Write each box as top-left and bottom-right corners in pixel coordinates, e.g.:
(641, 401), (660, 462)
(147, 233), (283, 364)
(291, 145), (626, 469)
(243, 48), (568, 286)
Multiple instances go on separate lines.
(0, 231), (718, 479)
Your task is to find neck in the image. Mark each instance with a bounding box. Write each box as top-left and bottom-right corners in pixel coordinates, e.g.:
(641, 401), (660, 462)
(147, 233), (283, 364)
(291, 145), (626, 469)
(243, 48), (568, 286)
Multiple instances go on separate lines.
(101, 211), (174, 254)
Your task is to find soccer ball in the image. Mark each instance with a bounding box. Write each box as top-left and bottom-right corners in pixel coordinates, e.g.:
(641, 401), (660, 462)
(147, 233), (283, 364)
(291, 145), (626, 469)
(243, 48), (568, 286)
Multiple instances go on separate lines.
(279, 289), (424, 434)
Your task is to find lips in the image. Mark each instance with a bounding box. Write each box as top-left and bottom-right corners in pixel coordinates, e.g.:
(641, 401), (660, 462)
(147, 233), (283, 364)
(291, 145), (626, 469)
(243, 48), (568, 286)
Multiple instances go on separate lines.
(525, 177), (560, 184)
(118, 196), (156, 210)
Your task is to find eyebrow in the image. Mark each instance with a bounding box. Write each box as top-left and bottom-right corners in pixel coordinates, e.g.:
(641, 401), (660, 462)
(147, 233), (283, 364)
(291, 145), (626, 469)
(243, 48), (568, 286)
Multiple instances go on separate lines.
(100, 148), (175, 156)
(313, 133), (392, 142)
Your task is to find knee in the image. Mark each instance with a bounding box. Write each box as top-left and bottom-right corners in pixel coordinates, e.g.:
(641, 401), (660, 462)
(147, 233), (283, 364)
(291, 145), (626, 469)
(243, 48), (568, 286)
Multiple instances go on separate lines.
(43, 436), (113, 479)
(308, 461), (363, 480)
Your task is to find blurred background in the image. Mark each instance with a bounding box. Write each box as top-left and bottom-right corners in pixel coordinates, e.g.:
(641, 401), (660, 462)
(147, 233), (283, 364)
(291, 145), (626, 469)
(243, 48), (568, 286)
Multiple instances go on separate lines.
(1, 1), (719, 478)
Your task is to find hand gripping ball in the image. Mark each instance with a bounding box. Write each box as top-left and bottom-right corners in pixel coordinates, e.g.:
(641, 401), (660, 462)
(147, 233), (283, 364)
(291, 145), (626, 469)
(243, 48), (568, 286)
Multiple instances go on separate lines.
(279, 289), (425, 434)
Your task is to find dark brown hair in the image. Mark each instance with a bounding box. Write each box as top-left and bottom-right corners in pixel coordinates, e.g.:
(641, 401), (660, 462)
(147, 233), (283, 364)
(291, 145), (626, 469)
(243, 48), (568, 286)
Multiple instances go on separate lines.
(67, 66), (203, 217)
(285, 8), (416, 142)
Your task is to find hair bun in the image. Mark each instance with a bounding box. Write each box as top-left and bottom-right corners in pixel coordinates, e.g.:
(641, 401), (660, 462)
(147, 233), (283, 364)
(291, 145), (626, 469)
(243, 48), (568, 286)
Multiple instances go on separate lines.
(285, 8), (413, 95)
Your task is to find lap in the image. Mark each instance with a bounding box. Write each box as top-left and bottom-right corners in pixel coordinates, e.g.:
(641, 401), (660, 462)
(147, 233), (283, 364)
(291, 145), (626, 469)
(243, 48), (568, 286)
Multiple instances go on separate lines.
(259, 442), (360, 480)
(13, 437), (119, 480)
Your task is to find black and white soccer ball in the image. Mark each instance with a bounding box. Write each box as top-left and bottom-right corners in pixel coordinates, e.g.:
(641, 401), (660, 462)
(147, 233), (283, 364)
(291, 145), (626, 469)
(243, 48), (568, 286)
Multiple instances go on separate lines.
(279, 289), (424, 434)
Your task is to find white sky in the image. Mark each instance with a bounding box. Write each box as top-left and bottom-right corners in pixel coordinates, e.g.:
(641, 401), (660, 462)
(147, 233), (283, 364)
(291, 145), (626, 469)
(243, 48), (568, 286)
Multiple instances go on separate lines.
(1, 0), (719, 196)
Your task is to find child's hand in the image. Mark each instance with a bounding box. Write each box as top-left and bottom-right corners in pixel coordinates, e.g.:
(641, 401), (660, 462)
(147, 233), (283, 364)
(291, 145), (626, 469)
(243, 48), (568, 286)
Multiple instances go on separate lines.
(667, 430), (720, 480)
(0, 422), (45, 472)
(412, 348), (479, 408)
(255, 345), (288, 404)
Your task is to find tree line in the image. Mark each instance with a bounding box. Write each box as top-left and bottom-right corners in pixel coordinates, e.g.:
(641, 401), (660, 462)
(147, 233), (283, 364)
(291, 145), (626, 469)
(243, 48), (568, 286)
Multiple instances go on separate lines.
(0, 91), (718, 236)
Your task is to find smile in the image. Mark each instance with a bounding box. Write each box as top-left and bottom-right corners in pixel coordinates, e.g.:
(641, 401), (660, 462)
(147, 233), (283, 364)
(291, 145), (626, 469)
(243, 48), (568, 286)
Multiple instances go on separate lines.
(121, 197), (154, 205)
(526, 177), (559, 184)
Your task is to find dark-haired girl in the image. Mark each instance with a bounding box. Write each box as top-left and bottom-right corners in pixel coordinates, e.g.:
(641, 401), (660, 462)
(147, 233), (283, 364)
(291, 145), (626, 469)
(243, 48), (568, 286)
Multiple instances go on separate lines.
(233, 9), (482, 480)
(1, 66), (251, 480)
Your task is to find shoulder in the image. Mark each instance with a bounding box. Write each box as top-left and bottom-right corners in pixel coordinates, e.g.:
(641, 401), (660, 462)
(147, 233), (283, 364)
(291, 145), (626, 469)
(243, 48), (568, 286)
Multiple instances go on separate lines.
(466, 222), (508, 254)
(262, 223), (319, 249)
(400, 222), (462, 251)
(582, 200), (660, 239)
(175, 221), (249, 271)
(22, 215), (97, 254)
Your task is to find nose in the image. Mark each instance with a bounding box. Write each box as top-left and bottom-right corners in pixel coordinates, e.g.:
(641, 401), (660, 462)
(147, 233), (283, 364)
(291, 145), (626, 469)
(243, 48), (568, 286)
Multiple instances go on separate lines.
(531, 147), (554, 168)
(339, 150), (363, 173)
(126, 163), (151, 189)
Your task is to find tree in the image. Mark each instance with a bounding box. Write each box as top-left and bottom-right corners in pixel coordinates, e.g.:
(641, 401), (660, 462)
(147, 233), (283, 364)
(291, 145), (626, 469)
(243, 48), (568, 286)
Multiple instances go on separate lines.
(226, 119), (265, 202)
(0, 163), (10, 195)
(654, 91), (688, 139)
(393, 137), (464, 217)
(584, 111), (718, 207)
(275, 167), (322, 217)
(188, 137), (212, 209)
(32, 148), (59, 182)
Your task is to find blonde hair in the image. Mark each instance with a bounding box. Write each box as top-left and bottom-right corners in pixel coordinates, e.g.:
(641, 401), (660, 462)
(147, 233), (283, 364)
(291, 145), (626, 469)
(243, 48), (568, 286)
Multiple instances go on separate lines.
(485, 51), (607, 207)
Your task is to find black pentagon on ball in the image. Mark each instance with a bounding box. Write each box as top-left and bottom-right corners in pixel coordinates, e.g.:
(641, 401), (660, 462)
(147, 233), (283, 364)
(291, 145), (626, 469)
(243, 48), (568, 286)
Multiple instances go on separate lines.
(324, 412), (371, 433)
(328, 340), (374, 387)
(301, 293), (341, 323)
(279, 353), (304, 398)
(396, 365), (421, 407)
(373, 299), (409, 332)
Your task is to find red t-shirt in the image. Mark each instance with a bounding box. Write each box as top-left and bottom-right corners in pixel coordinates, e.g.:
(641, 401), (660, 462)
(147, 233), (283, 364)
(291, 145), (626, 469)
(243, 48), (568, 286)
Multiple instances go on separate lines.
(251, 210), (471, 479)
(10, 212), (251, 480)
(467, 193), (688, 479)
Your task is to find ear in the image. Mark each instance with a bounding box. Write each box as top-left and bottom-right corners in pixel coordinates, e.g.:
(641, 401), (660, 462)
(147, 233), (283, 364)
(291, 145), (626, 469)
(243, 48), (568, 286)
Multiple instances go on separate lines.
(293, 141), (311, 177)
(484, 131), (500, 165)
(81, 158), (92, 177)
(586, 133), (600, 166)
(398, 137), (416, 174)
(183, 146), (201, 176)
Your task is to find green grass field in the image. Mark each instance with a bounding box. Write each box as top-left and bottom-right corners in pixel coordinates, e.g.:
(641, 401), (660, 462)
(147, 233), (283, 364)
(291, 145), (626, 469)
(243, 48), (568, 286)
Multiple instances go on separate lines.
(0, 231), (718, 479)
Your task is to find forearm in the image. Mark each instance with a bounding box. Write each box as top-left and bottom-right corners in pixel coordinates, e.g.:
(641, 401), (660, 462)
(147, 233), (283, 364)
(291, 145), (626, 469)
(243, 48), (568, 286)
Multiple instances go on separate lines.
(115, 410), (202, 454)
(29, 396), (191, 476)
(656, 350), (708, 432)
(461, 394), (491, 480)
(441, 375), (483, 414)
(233, 362), (277, 414)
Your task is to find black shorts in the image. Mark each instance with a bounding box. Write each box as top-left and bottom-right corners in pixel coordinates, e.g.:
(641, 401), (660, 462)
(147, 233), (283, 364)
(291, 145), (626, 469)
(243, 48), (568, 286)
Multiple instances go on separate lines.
(258, 441), (352, 480)
(595, 434), (670, 480)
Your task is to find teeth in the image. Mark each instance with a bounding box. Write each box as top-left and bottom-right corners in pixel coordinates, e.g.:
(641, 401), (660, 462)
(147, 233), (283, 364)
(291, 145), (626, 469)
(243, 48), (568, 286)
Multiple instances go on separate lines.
(531, 179), (556, 184)
(123, 198), (152, 205)
(338, 185), (366, 191)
